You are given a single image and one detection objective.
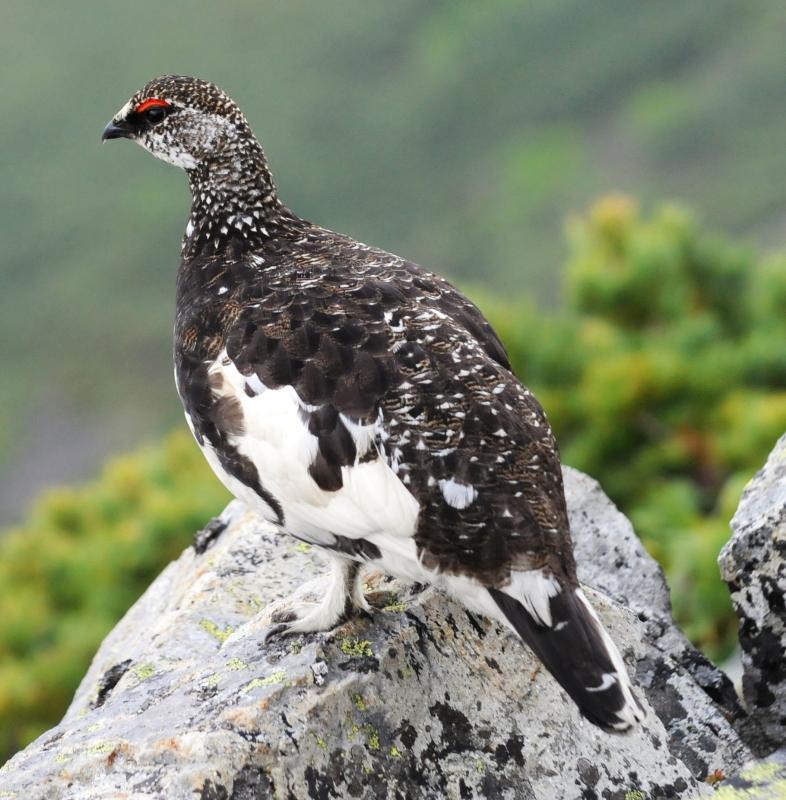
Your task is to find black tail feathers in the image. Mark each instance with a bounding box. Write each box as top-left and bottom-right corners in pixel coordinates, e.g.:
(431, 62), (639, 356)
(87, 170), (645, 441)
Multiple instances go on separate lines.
(489, 582), (644, 732)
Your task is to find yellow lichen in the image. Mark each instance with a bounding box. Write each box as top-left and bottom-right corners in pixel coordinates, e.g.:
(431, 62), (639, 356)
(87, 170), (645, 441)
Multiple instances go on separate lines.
(226, 657), (247, 671)
(199, 618), (234, 643)
(383, 601), (408, 613)
(389, 745), (403, 758)
(243, 670), (288, 692)
(740, 762), (783, 784)
(715, 784), (786, 800)
(713, 761), (786, 800)
(246, 596), (265, 612)
(348, 720), (380, 751)
(340, 638), (373, 658)
(293, 542), (312, 553)
(133, 663), (155, 680)
(87, 741), (115, 755)
(353, 693), (367, 711)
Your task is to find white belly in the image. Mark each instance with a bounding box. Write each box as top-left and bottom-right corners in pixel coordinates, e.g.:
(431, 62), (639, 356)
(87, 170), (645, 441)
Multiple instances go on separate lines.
(191, 351), (421, 552)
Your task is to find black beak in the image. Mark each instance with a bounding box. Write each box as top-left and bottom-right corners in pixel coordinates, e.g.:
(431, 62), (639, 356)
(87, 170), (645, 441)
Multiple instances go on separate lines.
(101, 119), (134, 141)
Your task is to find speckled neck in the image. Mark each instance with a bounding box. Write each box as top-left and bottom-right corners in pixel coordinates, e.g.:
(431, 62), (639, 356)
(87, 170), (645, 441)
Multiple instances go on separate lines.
(182, 137), (301, 260)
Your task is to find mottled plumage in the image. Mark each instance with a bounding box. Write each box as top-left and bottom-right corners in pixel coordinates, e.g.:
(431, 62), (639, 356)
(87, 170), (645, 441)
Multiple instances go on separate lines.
(103, 75), (643, 732)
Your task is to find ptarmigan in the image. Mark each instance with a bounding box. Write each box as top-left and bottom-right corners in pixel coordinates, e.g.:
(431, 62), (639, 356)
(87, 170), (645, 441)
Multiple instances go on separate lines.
(103, 75), (643, 732)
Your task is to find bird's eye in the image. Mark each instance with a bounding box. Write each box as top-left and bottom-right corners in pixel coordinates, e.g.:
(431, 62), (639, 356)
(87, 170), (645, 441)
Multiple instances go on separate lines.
(145, 106), (166, 125)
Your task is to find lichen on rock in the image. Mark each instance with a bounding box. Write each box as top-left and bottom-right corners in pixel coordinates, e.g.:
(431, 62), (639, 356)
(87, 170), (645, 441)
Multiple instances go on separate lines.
(720, 433), (786, 755)
(1, 462), (781, 799)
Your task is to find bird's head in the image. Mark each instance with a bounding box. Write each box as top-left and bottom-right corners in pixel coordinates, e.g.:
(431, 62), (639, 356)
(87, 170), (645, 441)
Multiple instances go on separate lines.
(102, 75), (255, 170)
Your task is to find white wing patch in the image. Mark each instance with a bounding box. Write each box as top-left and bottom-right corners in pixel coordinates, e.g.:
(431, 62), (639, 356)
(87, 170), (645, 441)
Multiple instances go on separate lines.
(203, 351), (420, 547)
(438, 478), (477, 510)
(507, 569), (561, 627)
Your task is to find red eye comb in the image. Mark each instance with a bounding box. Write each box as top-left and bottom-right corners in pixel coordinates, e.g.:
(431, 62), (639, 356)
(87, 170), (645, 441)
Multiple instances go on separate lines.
(135, 98), (171, 114)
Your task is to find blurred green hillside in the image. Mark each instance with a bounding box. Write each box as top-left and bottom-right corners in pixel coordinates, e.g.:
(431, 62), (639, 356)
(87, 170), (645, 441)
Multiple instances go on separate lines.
(1, 200), (784, 763)
(4, 1), (786, 519)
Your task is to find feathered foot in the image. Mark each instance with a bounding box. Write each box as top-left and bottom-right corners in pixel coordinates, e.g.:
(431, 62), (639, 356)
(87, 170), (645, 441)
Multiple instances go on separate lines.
(262, 556), (371, 643)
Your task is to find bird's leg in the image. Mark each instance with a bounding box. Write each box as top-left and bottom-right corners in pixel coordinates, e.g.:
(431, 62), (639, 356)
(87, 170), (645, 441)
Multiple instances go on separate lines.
(263, 556), (370, 642)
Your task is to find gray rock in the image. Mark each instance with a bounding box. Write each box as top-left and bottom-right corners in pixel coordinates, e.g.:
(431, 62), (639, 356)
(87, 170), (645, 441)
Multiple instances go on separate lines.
(0, 469), (754, 799)
(567, 468), (751, 781)
(719, 432), (786, 754)
(566, 466), (672, 619)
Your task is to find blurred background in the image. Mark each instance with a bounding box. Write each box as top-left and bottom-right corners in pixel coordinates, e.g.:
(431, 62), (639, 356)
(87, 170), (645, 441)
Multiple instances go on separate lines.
(2, 0), (786, 762)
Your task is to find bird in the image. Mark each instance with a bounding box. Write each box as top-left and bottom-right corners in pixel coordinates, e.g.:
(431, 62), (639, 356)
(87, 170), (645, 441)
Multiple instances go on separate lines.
(102, 75), (644, 732)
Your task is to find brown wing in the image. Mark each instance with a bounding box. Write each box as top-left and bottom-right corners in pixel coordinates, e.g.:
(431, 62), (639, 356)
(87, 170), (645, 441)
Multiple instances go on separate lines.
(175, 229), (575, 587)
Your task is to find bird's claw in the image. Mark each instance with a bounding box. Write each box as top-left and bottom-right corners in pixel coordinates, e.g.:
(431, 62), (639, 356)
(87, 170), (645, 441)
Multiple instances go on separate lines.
(261, 623), (293, 644)
(260, 602), (318, 644)
(193, 517), (228, 554)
